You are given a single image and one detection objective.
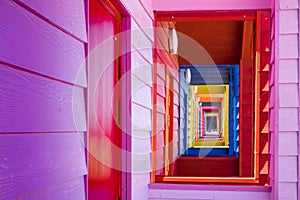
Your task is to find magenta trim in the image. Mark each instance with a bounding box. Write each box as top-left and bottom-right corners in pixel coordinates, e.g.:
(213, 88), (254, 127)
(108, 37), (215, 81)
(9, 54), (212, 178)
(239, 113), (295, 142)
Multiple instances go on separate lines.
(152, 0), (272, 11)
(298, 0), (300, 198)
(148, 183), (272, 192)
(273, 0), (279, 199)
(121, 15), (132, 200)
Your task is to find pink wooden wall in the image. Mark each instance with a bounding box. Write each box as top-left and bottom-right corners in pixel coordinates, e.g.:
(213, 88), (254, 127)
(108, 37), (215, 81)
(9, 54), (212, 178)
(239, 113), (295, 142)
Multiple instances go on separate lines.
(276, 0), (299, 199)
(152, 0), (272, 11)
(0, 0), (87, 199)
(119, 0), (155, 199)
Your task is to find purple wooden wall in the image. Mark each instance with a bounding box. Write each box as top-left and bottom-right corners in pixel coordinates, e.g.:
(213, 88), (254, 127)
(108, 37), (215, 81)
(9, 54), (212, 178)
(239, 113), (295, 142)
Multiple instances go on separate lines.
(0, 0), (87, 199)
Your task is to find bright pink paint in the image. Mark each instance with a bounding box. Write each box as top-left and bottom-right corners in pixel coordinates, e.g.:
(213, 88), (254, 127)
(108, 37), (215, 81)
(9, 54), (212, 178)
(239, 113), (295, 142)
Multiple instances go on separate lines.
(298, 0), (300, 198)
(273, 0), (280, 199)
(152, 0), (272, 11)
(149, 183), (271, 192)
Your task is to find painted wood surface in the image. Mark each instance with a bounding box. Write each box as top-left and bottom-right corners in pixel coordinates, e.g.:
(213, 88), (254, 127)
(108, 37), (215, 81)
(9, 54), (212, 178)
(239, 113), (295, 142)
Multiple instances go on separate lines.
(0, 0), (87, 199)
(0, 132), (87, 200)
(14, 0), (87, 42)
(149, 187), (270, 200)
(279, 0), (298, 9)
(0, 0), (87, 87)
(277, 1), (299, 199)
(21, 177), (86, 200)
(139, 0), (154, 19)
(87, 1), (123, 198)
(0, 64), (86, 132)
(152, 0), (272, 11)
(279, 60), (298, 83)
(124, 1), (155, 199)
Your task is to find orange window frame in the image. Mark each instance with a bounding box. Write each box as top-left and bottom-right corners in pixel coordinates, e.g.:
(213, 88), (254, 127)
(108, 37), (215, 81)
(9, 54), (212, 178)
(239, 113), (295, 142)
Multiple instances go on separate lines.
(152, 10), (271, 185)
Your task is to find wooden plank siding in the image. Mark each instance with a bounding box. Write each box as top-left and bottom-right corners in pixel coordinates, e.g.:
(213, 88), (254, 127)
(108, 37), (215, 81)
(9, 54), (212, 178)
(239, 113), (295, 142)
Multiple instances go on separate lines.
(0, 133), (87, 200)
(0, 0), (87, 199)
(124, 0), (155, 199)
(0, 1), (87, 87)
(13, 0), (87, 42)
(277, 0), (299, 199)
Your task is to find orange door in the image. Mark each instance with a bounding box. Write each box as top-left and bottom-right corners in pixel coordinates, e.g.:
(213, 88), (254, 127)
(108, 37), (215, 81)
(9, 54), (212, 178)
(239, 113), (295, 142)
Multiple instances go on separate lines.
(88, 0), (122, 199)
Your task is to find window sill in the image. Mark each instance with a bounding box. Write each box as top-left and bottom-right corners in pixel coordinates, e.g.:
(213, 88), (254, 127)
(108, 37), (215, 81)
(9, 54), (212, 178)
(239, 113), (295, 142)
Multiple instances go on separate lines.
(148, 183), (271, 192)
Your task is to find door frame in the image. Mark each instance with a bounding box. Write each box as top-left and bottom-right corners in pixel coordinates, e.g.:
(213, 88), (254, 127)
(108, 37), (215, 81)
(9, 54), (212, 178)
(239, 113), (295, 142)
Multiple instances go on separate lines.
(86, 0), (131, 199)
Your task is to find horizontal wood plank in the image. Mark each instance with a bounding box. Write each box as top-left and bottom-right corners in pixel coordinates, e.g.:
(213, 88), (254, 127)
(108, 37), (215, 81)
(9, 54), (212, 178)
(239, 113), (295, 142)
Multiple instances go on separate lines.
(0, 1), (87, 87)
(132, 75), (152, 109)
(279, 83), (299, 107)
(279, 108), (298, 131)
(22, 176), (86, 200)
(278, 182), (298, 200)
(279, 0), (299, 9)
(278, 132), (298, 156)
(279, 59), (298, 83)
(279, 34), (298, 59)
(132, 102), (152, 131)
(278, 156), (298, 182)
(0, 132), (87, 200)
(279, 10), (298, 34)
(0, 64), (86, 132)
(14, 0), (87, 42)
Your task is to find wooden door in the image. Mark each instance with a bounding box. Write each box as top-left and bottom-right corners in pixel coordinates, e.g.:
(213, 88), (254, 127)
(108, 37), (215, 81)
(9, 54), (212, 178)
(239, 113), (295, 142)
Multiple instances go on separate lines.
(88, 0), (122, 199)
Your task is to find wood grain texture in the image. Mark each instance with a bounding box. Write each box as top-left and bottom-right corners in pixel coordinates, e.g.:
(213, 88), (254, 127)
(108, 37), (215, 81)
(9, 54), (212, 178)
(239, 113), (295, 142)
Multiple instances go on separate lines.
(14, 0), (87, 42)
(21, 177), (86, 200)
(0, 132), (87, 200)
(0, 64), (86, 132)
(0, 1), (87, 87)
